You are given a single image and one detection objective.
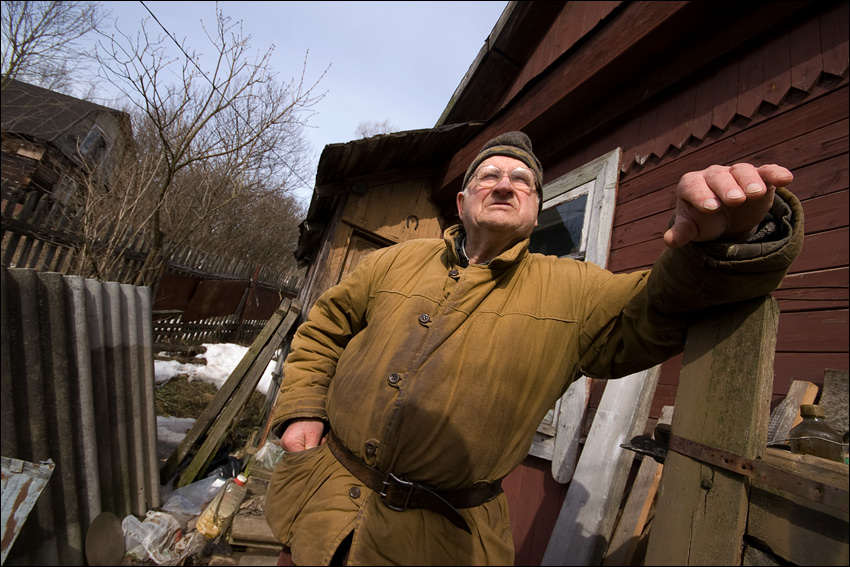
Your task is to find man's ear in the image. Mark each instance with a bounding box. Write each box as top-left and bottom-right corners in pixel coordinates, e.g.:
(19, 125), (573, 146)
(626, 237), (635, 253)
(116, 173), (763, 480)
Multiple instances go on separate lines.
(456, 192), (465, 221)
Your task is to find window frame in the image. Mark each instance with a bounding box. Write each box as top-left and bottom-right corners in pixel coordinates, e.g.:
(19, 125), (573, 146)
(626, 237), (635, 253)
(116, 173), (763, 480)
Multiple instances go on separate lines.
(527, 147), (622, 481)
(77, 125), (111, 165)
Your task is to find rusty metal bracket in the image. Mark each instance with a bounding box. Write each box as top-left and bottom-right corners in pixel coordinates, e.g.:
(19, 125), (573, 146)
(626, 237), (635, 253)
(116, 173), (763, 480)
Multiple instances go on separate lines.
(620, 422), (672, 464)
(667, 434), (849, 513)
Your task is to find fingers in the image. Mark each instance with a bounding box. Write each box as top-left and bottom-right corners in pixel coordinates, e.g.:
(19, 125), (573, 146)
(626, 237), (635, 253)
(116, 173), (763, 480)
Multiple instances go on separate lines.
(756, 163), (793, 188)
(665, 163), (791, 248)
(663, 215), (698, 249)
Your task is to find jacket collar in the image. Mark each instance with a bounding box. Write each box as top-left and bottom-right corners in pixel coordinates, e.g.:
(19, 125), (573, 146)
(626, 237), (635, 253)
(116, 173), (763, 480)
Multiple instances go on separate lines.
(443, 224), (530, 269)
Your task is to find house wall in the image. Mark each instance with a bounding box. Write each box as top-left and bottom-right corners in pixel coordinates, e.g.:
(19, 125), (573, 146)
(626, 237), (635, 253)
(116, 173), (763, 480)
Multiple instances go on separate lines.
(1, 109), (128, 198)
(1, 132), (67, 194)
(547, 3), (850, 418)
(298, 175), (443, 316)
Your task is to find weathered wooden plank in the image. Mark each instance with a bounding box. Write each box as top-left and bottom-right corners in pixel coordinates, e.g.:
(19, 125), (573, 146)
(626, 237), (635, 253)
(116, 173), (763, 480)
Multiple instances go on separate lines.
(602, 405), (673, 566)
(160, 299), (292, 483)
(748, 449), (850, 567)
(176, 300), (302, 487)
(542, 364), (660, 566)
(229, 514), (283, 550)
(2, 191), (40, 266)
(551, 376), (590, 483)
(762, 447), (849, 489)
(820, 368), (849, 440)
(748, 487), (848, 566)
(775, 308), (849, 353)
(644, 296), (778, 565)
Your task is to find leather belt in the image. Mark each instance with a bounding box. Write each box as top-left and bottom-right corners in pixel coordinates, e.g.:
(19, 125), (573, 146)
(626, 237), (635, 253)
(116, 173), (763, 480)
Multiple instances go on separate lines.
(326, 431), (502, 533)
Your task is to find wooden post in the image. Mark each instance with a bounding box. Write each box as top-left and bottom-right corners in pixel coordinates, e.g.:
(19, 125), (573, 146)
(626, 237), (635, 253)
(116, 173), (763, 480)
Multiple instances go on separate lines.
(234, 264), (261, 344)
(644, 296), (779, 565)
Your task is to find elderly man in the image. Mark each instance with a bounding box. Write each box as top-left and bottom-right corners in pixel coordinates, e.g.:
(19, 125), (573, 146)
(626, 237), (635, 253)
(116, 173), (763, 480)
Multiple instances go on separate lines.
(265, 132), (803, 565)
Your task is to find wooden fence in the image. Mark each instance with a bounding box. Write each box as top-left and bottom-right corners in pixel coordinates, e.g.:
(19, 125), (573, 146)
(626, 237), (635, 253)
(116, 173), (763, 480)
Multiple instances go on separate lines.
(1, 183), (302, 345)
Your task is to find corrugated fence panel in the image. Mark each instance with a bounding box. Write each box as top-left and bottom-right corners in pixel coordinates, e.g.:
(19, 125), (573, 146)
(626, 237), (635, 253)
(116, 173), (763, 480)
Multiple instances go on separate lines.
(1, 266), (159, 566)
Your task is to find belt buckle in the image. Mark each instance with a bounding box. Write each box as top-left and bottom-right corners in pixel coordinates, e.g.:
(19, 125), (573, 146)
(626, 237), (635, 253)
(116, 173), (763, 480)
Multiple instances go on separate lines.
(380, 472), (414, 511)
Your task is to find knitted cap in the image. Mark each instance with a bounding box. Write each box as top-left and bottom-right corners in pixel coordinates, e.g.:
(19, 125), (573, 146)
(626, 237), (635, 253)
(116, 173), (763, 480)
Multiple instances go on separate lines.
(462, 131), (544, 212)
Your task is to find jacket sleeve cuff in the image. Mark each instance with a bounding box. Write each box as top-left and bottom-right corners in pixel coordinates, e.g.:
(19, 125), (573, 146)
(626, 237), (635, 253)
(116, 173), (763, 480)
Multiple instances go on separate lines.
(649, 186), (804, 315)
(693, 186), (799, 261)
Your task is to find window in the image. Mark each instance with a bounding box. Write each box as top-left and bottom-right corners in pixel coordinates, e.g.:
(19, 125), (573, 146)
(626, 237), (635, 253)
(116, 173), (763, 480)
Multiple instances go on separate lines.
(526, 148), (621, 481)
(78, 126), (110, 165)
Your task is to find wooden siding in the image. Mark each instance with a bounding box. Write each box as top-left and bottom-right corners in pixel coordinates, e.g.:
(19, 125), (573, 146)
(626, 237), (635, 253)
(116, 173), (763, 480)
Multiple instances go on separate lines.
(341, 176), (443, 245)
(500, 2), (622, 109)
(607, 81), (849, 418)
(298, 175), (442, 316)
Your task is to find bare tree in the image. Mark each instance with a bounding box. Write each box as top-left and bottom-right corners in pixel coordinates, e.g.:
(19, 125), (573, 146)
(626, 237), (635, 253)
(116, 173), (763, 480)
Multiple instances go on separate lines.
(71, 8), (325, 285)
(1, 0), (106, 96)
(355, 119), (397, 138)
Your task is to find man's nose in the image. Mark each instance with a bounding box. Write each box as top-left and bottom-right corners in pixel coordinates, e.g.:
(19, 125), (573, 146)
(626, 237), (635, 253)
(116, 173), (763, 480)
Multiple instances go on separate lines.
(492, 174), (514, 193)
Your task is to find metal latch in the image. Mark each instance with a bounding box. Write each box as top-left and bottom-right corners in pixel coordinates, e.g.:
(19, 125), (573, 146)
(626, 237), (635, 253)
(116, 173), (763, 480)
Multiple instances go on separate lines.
(620, 422), (671, 464)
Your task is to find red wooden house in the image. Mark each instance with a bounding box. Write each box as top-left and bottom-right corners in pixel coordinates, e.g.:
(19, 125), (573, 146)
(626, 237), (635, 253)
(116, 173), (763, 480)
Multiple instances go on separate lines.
(291, 1), (848, 564)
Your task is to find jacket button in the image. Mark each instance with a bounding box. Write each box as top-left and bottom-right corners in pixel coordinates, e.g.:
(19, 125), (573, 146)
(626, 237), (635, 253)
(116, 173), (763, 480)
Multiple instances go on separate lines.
(388, 373), (401, 385)
(418, 313), (431, 325)
(365, 441), (378, 456)
(349, 487), (361, 499)
(448, 268), (459, 278)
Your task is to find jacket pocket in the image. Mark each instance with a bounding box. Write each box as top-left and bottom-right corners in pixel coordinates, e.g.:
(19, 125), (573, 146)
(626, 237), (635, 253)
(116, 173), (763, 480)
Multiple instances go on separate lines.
(264, 443), (330, 544)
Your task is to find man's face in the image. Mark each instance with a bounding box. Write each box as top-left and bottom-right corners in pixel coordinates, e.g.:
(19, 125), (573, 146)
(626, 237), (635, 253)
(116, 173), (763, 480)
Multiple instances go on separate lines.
(457, 155), (540, 239)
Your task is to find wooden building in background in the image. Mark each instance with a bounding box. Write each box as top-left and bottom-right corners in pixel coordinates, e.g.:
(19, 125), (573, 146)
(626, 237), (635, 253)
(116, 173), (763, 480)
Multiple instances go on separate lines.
(292, 2), (848, 564)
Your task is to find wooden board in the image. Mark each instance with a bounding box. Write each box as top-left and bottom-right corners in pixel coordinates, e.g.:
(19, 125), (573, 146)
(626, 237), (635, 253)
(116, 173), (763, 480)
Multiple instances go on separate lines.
(602, 405), (673, 566)
(542, 364), (661, 566)
(229, 515), (282, 551)
(644, 296), (778, 565)
(747, 449), (850, 565)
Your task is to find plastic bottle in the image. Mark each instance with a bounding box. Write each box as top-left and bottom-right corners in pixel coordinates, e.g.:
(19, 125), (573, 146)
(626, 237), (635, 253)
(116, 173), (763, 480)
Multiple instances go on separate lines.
(787, 404), (844, 463)
(195, 473), (248, 539)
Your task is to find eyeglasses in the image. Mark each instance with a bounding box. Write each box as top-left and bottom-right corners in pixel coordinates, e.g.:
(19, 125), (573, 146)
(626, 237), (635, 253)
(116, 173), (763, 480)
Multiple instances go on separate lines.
(471, 165), (536, 193)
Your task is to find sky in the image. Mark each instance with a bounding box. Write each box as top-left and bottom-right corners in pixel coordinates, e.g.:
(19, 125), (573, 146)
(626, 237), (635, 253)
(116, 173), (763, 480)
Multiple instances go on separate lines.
(97, 1), (509, 205)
